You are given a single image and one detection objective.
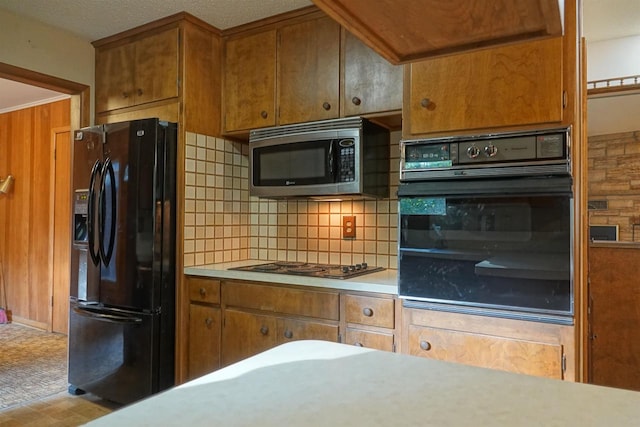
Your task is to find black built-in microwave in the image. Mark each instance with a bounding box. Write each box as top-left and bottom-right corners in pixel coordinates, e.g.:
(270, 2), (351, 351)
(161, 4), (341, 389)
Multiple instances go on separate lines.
(249, 117), (389, 199)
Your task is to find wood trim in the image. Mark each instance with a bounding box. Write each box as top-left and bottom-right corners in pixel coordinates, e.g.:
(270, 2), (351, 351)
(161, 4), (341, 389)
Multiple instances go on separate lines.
(222, 6), (322, 39)
(92, 12), (221, 48)
(0, 62), (89, 128)
(587, 84), (640, 97)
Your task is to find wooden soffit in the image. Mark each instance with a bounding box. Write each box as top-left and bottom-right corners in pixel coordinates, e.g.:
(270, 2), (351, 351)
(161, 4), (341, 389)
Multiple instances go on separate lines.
(312, 0), (564, 64)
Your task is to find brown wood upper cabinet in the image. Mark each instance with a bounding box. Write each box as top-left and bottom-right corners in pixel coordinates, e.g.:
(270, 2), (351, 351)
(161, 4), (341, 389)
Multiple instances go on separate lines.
(342, 30), (402, 117)
(278, 16), (340, 125)
(404, 36), (563, 137)
(222, 11), (402, 135)
(95, 28), (179, 113)
(312, 0), (563, 64)
(223, 30), (277, 131)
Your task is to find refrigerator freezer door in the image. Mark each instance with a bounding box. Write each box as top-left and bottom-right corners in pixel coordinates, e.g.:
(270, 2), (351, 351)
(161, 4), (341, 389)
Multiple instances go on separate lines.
(71, 127), (103, 302)
(68, 302), (165, 404)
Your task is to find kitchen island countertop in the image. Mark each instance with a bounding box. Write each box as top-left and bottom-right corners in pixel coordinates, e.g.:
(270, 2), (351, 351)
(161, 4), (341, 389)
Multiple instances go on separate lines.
(185, 260), (398, 294)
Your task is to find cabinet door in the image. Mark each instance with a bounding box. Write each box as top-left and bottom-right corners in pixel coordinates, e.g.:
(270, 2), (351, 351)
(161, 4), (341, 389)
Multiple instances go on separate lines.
(95, 43), (136, 112)
(188, 304), (221, 380)
(221, 309), (277, 367)
(342, 31), (402, 117)
(134, 28), (180, 106)
(278, 16), (340, 125)
(277, 318), (339, 344)
(408, 325), (563, 379)
(224, 30), (277, 132)
(407, 37), (563, 136)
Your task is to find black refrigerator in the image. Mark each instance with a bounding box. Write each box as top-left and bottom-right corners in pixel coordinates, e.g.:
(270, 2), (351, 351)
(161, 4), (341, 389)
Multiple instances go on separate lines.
(68, 118), (176, 405)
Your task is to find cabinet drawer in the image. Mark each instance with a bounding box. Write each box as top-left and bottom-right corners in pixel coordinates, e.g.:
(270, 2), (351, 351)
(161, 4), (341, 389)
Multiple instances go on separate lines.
(188, 277), (221, 304)
(344, 295), (394, 328)
(223, 281), (339, 320)
(345, 328), (394, 352)
(278, 318), (339, 343)
(408, 325), (563, 379)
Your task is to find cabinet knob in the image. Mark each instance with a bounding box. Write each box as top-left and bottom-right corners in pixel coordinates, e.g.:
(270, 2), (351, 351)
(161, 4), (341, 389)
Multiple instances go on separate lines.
(260, 110), (268, 119)
(122, 92), (129, 99)
(351, 96), (362, 106)
(137, 88), (143, 96)
(420, 98), (432, 109)
(354, 342), (364, 347)
(322, 102), (331, 111)
(205, 317), (213, 327)
(260, 325), (269, 336)
(419, 340), (432, 351)
(199, 287), (207, 297)
(284, 330), (293, 339)
(362, 307), (374, 317)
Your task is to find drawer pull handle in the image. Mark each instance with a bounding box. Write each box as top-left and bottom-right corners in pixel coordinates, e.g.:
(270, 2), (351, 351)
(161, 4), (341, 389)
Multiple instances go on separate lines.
(362, 307), (374, 317)
(205, 317), (213, 327)
(351, 96), (362, 106)
(260, 110), (268, 119)
(199, 288), (207, 297)
(420, 98), (431, 108)
(137, 88), (143, 97)
(420, 340), (431, 351)
(284, 330), (293, 339)
(322, 102), (331, 111)
(260, 326), (269, 336)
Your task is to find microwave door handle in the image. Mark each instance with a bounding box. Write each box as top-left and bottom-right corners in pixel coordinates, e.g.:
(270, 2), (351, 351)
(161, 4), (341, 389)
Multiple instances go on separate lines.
(328, 140), (335, 178)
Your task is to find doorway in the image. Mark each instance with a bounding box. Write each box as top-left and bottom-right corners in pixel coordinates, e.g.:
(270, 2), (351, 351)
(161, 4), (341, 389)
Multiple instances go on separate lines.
(0, 62), (89, 332)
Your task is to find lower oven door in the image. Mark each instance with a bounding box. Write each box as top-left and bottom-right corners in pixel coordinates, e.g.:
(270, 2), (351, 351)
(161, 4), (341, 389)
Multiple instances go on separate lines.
(397, 176), (573, 324)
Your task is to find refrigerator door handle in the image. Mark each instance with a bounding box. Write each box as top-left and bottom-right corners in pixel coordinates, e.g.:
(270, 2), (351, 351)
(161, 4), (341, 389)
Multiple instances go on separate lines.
(99, 157), (117, 266)
(87, 160), (102, 266)
(72, 306), (143, 324)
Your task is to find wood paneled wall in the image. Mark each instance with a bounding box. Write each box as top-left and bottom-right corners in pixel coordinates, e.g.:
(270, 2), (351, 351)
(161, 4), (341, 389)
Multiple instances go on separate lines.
(0, 99), (70, 328)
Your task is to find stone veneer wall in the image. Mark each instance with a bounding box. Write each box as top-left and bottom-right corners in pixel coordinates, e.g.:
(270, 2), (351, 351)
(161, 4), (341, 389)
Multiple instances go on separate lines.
(183, 131), (401, 269)
(588, 130), (640, 242)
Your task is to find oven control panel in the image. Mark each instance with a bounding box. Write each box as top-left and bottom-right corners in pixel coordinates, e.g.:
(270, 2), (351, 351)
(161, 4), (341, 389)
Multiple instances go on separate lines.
(400, 128), (570, 181)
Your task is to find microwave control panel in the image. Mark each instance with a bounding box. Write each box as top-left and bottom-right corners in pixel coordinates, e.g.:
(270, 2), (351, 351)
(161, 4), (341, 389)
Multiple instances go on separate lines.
(337, 139), (356, 182)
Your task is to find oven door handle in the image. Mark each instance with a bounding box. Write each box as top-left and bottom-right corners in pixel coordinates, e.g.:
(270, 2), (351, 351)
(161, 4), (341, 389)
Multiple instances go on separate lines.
(397, 176), (573, 197)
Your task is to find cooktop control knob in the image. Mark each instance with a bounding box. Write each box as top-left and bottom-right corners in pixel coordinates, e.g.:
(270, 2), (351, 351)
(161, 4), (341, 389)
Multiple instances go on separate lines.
(362, 262), (368, 269)
(466, 145), (480, 159)
(355, 264), (362, 270)
(342, 266), (350, 273)
(483, 144), (498, 157)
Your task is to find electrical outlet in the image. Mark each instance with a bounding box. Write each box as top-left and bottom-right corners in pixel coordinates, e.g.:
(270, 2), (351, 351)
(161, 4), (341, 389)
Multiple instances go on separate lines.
(342, 216), (356, 238)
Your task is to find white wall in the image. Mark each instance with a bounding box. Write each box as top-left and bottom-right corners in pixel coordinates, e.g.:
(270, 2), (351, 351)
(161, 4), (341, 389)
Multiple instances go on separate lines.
(587, 35), (640, 81)
(586, 35), (640, 136)
(0, 7), (95, 122)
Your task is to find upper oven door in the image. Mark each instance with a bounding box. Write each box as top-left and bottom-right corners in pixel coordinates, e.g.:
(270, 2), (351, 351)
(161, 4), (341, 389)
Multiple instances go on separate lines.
(397, 176), (573, 323)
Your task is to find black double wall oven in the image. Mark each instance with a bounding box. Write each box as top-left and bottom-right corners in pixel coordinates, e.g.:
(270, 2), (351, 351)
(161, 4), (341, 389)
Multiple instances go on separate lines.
(397, 128), (573, 324)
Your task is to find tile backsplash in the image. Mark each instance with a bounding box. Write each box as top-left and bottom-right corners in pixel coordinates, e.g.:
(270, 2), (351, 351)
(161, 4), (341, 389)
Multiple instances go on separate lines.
(183, 131), (401, 269)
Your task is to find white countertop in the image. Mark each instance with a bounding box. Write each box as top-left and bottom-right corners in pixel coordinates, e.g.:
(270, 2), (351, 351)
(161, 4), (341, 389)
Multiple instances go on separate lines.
(85, 340), (640, 427)
(184, 260), (398, 294)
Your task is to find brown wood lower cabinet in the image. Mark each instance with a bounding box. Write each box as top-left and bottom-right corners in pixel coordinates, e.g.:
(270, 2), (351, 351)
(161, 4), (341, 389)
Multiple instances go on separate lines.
(402, 307), (575, 380)
(408, 325), (563, 379)
(188, 304), (221, 380)
(220, 280), (340, 367)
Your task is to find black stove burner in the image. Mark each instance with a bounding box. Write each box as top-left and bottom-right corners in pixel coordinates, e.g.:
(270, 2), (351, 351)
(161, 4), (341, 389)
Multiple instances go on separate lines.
(275, 261), (307, 267)
(230, 262), (384, 279)
(287, 266), (326, 274)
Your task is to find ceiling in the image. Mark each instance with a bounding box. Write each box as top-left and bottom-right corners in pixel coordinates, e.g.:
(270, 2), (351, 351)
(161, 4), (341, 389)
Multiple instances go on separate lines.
(0, 0), (638, 112)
